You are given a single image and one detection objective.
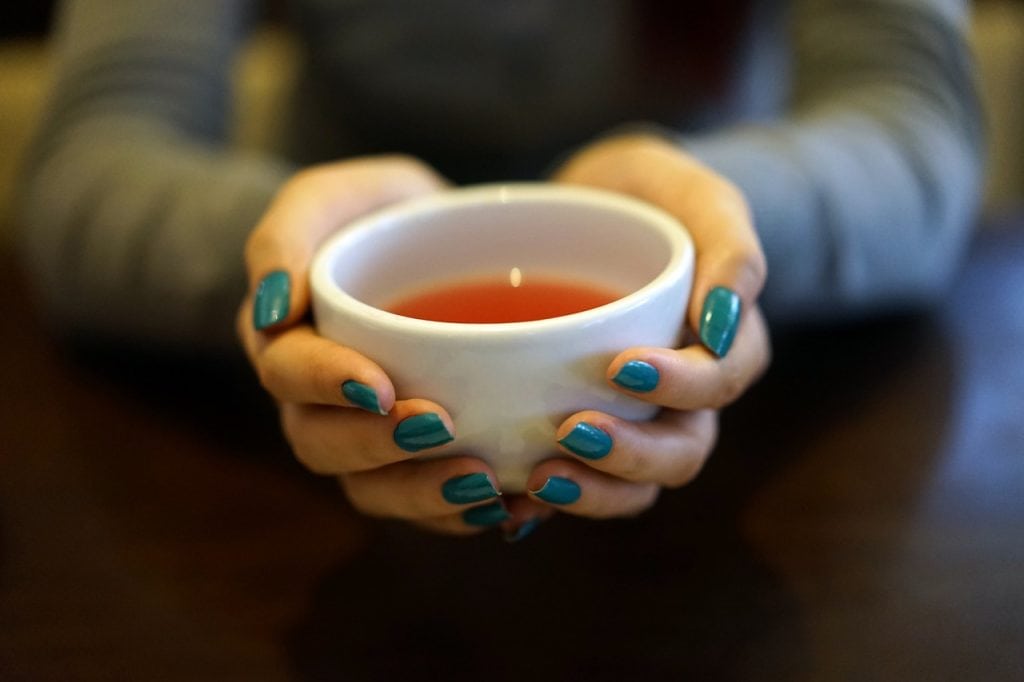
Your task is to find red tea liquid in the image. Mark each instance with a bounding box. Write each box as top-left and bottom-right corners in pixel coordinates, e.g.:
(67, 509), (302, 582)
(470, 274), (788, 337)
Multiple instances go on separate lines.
(386, 273), (623, 323)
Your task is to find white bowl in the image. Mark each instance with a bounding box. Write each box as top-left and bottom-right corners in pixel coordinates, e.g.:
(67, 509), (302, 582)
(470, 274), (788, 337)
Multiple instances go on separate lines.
(310, 183), (694, 491)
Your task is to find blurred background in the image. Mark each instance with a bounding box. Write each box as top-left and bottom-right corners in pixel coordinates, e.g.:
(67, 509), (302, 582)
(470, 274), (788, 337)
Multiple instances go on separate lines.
(2, 0), (1023, 252)
(1, 5), (1022, 679)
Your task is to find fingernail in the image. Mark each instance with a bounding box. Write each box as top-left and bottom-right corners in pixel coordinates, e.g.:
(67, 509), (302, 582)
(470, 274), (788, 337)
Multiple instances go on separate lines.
(462, 501), (511, 527)
(700, 286), (741, 358)
(393, 413), (454, 452)
(342, 380), (386, 415)
(442, 472), (499, 505)
(253, 270), (291, 330)
(558, 422), (613, 460)
(530, 477), (582, 505)
(612, 360), (659, 393)
(504, 517), (541, 543)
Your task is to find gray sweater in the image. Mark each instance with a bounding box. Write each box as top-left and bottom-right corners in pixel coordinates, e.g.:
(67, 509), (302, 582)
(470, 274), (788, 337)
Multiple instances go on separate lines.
(18, 0), (983, 351)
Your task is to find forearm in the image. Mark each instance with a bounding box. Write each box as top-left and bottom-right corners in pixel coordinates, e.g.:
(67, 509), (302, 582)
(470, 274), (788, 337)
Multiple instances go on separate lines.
(685, 0), (984, 321)
(16, 0), (293, 350)
(19, 119), (290, 350)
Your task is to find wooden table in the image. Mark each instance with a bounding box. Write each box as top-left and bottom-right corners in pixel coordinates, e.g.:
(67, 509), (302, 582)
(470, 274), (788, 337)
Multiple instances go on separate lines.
(2, 218), (1023, 681)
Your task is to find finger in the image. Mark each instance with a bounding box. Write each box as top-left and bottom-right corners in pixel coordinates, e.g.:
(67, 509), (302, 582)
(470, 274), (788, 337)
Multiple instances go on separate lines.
(281, 398), (455, 476)
(554, 134), (766, 358)
(608, 304), (770, 410)
(255, 324), (395, 413)
(245, 156), (447, 331)
(500, 495), (555, 542)
(525, 459), (661, 519)
(670, 169), (765, 359)
(237, 299), (397, 415)
(412, 498), (536, 536)
(347, 474), (551, 538)
(631, 149), (765, 359)
(340, 456), (501, 520)
(554, 409), (717, 487)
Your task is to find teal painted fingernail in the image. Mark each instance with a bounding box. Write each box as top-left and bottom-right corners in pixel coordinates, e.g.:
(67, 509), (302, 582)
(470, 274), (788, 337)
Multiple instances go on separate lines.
(442, 473), (499, 505)
(700, 286), (741, 358)
(342, 380), (385, 415)
(393, 413), (454, 452)
(559, 422), (613, 460)
(530, 477), (582, 505)
(504, 517), (541, 543)
(462, 501), (511, 527)
(253, 270), (290, 330)
(612, 360), (659, 392)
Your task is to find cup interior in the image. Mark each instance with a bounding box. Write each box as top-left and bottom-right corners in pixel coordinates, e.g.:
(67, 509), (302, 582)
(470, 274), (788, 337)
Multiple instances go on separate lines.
(318, 184), (685, 321)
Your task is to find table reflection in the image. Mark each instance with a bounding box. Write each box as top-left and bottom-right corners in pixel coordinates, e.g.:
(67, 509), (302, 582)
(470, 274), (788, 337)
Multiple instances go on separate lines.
(1, 222), (1022, 680)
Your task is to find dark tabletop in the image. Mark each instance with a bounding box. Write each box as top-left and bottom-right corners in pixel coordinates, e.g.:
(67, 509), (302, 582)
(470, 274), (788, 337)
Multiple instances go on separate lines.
(2, 216), (1023, 681)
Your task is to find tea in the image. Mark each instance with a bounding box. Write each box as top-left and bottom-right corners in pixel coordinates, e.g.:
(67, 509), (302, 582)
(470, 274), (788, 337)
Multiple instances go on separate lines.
(385, 271), (623, 323)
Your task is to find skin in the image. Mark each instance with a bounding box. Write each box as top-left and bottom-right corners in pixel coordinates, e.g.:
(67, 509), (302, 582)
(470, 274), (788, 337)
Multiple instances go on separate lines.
(237, 135), (771, 537)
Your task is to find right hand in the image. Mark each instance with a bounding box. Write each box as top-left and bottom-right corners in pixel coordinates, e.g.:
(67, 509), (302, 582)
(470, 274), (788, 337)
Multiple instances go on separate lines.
(237, 156), (528, 535)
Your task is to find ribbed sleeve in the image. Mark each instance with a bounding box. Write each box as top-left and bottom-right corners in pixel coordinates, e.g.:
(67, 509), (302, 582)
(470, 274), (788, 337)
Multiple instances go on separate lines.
(685, 0), (983, 321)
(17, 0), (293, 350)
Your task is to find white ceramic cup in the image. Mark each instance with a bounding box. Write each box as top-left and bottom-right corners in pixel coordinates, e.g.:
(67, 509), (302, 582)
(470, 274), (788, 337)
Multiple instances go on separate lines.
(310, 183), (694, 491)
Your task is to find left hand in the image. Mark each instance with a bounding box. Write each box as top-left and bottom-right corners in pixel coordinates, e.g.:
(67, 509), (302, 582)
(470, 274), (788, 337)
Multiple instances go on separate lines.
(506, 133), (771, 535)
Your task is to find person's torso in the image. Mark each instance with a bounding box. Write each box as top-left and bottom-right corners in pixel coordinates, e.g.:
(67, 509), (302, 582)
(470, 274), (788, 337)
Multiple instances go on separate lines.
(285, 0), (778, 180)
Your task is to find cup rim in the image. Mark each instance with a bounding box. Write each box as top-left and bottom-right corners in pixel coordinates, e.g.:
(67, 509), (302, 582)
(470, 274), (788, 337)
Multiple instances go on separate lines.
(310, 183), (693, 337)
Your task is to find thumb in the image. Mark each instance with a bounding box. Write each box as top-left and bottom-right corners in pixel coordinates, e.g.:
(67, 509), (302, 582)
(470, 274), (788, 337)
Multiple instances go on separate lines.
(246, 156), (447, 331)
(668, 168), (766, 359)
(553, 134), (766, 358)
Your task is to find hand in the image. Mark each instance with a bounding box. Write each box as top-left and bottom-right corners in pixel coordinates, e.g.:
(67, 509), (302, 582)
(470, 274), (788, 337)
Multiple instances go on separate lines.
(509, 133), (771, 529)
(237, 156), (517, 535)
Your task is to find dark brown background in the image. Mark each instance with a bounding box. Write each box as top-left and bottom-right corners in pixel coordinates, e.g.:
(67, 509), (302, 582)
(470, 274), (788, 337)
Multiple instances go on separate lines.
(2, 2), (1023, 679)
(2, 215), (1022, 680)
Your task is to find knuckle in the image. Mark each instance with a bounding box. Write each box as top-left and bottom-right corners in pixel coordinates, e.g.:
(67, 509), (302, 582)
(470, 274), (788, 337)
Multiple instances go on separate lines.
(664, 449), (712, 489)
(714, 361), (748, 408)
(287, 164), (324, 189)
(395, 156), (445, 188)
(616, 449), (649, 482)
(381, 153), (424, 171)
(242, 230), (263, 268)
(278, 405), (341, 477)
(278, 409), (323, 474)
(373, 154), (431, 180)
(740, 249), (769, 296)
(244, 227), (282, 273)
(664, 456), (707, 489)
(663, 412), (717, 489)
(716, 247), (767, 300)
(665, 415), (717, 488)
(339, 476), (383, 517)
(721, 179), (748, 211)
(235, 305), (252, 348)
(235, 304), (247, 338)
(294, 451), (332, 477)
(707, 173), (751, 220)
(256, 358), (284, 395)
(625, 485), (661, 517)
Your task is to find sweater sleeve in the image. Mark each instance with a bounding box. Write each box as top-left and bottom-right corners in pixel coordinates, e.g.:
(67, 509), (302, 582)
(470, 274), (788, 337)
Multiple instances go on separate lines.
(683, 0), (984, 322)
(16, 0), (294, 351)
